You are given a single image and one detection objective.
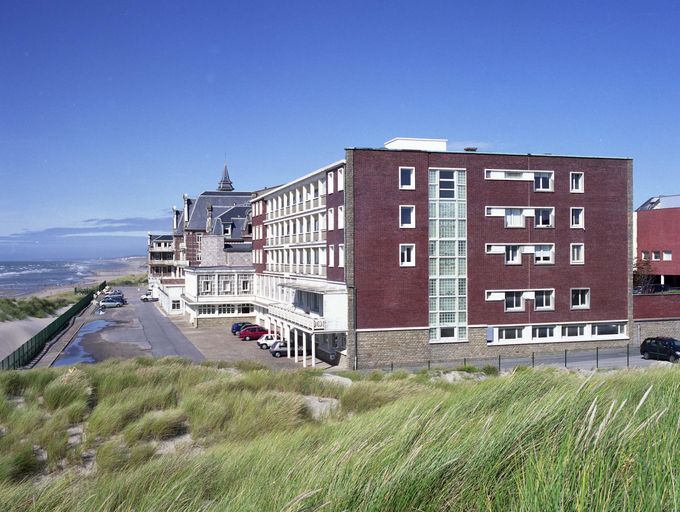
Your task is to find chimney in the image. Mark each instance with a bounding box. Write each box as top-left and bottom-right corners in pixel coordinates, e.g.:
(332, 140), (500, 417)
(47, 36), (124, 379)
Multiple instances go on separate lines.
(183, 194), (190, 227)
(206, 203), (213, 233)
(172, 206), (178, 231)
(464, 147), (478, 152)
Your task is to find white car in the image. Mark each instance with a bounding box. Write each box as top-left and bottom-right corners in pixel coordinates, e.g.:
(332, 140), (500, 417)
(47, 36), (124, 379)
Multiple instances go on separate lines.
(257, 334), (281, 350)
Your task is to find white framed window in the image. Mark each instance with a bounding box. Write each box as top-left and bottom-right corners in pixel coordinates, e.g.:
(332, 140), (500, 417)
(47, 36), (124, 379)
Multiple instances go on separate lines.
(534, 208), (554, 228)
(505, 245), (521, 265)
(532, 326), (555, 338)
(338, 244), (345, 268)
(505, 291), (524, 312)
(663, 250), (673, 261)
(570, 207), (584, 228)
(337, 167), (344, 191)
(534, 172), (554, 192)
(338, 206), (345, 229)
(400, 244), (416, 267)
(399, 167), (415, 190)
(534, 290), (554, 311)
(641, 251), (649, 261)
(400, 205), (416, 228)
(564, 324), (585, 337)
(652, 251), (661, 261)
(593, 323), (625, 336)
(328, 245), (335, 267)
(505, 208), (524, 228)
(570, 243), (585, 264)
(327, 171), (334, 194)
(571, 288), (590, 309)
(171, 300), (181, 310)
(570, 172), (584, 193)
(328, 208), (335, 230)
(498, 327), (523, 340)
(534, 244), (554, 264)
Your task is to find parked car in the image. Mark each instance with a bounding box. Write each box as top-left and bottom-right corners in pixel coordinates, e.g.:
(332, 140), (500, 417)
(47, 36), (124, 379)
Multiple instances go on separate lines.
(269, 341), (305, 358)
(105, 295), (126, 305)
(99, 298), (124, 308)
(238, 325), (269, 341)
(257, 333), (281, 350)
(640, 337), (680, 362)
(140, 293), (158, 302)
(231, 322), (253, 335)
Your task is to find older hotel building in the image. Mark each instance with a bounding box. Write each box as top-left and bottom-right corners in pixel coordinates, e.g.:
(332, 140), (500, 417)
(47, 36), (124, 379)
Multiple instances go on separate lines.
(251, 138), (633, 369)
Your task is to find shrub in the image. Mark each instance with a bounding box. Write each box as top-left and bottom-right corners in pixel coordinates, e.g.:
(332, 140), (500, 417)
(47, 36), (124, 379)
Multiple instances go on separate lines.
(454, 364), (480, 373)
(340, 382), (409, 413)
(367, 371), (384, 382)
(233, 360), (269, 372)
(388, 370), (410, 381)
(0, 444), (42, 482)
(481, 365), (500, 376)
(95, 440), (128, 472)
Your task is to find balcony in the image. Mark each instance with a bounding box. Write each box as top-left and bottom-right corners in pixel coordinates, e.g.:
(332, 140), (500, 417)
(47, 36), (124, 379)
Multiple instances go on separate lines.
(265, 230), (327, 247)
(265, 264), (327, 278)
(268, 302), (326, 330)
(149, 246), (174, 252)
(265, 196), (327, 221)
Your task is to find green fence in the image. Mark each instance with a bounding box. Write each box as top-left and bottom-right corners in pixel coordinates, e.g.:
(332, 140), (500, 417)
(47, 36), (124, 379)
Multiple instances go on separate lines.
(0, 281), (107, 370)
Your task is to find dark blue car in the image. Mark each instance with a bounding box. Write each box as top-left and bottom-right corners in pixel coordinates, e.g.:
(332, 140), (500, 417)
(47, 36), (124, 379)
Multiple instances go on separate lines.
(231, 322), (253, 335)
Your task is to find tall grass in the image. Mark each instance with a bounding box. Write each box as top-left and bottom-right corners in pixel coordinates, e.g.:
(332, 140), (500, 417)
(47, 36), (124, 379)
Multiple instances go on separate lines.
(0, 291), (84, 322)
(0, 360), (679, 511)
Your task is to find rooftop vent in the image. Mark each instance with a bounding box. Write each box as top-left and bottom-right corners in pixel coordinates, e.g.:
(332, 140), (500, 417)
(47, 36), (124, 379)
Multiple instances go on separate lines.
(384, 137), (448, 152)
(464, 147), (477, 152)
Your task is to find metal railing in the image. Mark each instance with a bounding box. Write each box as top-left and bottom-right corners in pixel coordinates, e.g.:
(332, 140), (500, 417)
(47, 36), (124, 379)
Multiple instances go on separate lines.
(374, 344), (662, 373)
(0, 281), (107, 370)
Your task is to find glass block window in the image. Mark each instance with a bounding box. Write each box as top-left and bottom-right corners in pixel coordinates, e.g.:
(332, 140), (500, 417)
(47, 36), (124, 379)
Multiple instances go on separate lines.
(429, 168), (467, 342)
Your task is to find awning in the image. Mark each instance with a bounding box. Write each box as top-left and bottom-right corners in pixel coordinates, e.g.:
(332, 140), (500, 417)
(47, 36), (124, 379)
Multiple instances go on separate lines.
(277, 281), (346, 294)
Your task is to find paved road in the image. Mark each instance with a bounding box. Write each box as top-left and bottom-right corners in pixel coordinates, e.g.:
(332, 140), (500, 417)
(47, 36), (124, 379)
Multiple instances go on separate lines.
(133, 297), (204, 362)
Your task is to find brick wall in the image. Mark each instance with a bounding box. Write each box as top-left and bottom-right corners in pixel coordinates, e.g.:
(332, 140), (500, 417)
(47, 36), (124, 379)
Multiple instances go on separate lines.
(634, 294), (680, 320)
(634, 319), (680, 342)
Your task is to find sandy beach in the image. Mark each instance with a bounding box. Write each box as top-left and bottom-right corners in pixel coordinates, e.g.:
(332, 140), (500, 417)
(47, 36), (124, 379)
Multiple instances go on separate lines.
(0, 257), (147, 361)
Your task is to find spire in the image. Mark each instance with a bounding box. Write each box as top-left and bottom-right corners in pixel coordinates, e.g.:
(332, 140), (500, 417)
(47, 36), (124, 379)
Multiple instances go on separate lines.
(218, 161), (234, 192)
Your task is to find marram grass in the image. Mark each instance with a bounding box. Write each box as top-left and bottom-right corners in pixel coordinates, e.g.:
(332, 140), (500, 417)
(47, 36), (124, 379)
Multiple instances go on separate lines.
(0, 358), (678, 511)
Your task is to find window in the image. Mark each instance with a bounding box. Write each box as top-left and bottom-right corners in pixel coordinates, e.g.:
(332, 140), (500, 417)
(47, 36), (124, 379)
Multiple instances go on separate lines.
(327, 171), (334, 194)
(339, 244), (345, 268)
(505, 208), (523, 228)
(400, 206), (415, 228)
(439, 170), (456, 199)
(652, 251), (661, 261)
(534, 245), (554, 264)
(641, 251), (649, 261)
(198, 305), (216, 315)
(534, 172), (553, 191)
(440, 327), (456, 338)
(328, 245), (335, 267)
(534, 208), (554, 228)
(505, 245), (521, 265)
(570, 243), (585, 264)
(239, 304), (254, 314)
(534, 290), (554, 311)
(171, 300), (181, 310)
(571, 208), (584, 228)
(571, 288), (590, 309)
(327, 208), (334, 230)
(498, 327), (523, 340)
(593, 323), (624, 336)
(399, 167), (415, 189)
(663, 251), (673, 261)
(570, 172), (584, 193)
(564, 324), (585, 337)
(505, 291), (524, 311)
(532, 326), (555, 338)
(400, 244), (416, 267)
(337, 167), (344, 191)
(338, 206), (345, 229)
(199, 275), (214, 295)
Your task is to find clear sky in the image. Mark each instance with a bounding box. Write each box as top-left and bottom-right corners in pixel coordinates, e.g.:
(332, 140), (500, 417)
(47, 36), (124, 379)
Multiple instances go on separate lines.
(1, 0), (679, 260)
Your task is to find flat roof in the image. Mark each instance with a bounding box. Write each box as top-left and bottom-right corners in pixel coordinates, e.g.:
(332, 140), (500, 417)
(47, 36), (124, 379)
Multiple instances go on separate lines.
(345, 147), (633, 161)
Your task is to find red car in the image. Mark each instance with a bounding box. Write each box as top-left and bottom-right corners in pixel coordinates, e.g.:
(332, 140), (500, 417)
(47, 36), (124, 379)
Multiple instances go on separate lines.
(239, 325), (269, 341)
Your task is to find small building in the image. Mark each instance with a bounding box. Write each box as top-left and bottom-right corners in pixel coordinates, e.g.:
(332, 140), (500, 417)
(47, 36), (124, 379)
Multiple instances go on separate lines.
(636, 195), (680, 287)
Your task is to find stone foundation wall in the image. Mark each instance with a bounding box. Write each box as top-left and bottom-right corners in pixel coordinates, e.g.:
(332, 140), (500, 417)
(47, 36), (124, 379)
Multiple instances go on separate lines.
(634, 319), (680, 342)
(355, 327), (632, 369)
(194, 316), (256, 329)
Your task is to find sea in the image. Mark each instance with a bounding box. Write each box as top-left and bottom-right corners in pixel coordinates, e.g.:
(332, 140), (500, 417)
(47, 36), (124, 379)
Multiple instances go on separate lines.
(0, 259), (130, 298)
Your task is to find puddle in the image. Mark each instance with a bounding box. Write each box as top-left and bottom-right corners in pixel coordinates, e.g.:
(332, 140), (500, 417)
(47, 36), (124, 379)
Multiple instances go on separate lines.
(52, 320), (114, 367)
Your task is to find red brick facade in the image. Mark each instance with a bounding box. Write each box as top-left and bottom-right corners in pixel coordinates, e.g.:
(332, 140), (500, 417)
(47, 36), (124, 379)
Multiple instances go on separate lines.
(325, 169), (345, 283)
(349, 149), (631, 331)
(636, 208), (680, 276)
(634, 294), (680, 320)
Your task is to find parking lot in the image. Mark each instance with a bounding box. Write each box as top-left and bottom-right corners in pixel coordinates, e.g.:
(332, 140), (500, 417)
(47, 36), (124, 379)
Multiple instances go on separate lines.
(41, 287), (328, 369)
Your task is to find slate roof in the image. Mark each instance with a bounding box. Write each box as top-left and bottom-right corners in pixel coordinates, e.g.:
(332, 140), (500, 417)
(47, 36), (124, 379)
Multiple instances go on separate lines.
(186, 191), (251, 231)
(150, 234), (173, 241)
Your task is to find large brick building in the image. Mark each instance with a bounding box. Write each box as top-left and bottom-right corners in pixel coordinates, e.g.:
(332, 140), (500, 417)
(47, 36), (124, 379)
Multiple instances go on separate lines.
(251, 138), (633, 369)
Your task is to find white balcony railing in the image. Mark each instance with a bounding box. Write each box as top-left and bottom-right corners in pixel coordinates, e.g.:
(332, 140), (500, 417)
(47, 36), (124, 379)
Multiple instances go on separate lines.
(268, 303), (326, 330)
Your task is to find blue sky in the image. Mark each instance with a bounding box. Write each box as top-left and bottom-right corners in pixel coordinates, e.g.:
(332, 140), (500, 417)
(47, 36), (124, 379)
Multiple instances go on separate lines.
(1, 0), (679, 260)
